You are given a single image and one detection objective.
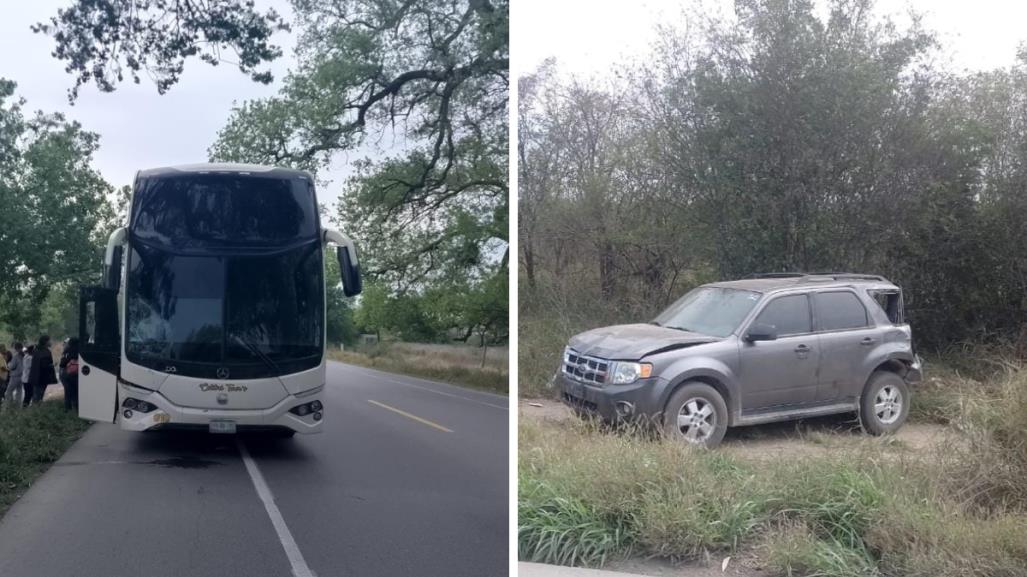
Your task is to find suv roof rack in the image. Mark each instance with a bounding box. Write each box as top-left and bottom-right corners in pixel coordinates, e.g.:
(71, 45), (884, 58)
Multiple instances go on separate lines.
(751, 272), (888, 282)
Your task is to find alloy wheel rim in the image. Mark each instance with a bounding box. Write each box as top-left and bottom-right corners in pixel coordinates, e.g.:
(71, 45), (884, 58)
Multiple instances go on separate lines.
(874, 385), (903, 425)
(676, 397), (716, 444)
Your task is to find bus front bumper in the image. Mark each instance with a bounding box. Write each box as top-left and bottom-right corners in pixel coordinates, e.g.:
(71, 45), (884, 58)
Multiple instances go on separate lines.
(116, 383), (325, 434)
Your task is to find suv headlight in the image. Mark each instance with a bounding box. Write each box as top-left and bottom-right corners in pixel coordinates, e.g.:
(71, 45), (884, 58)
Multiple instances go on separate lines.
(610, 362), (653, 384)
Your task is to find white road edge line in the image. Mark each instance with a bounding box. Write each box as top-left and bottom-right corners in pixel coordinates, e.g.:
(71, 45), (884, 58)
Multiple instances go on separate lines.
(342, 365), (509, 411)
(237, 438), (316, 577)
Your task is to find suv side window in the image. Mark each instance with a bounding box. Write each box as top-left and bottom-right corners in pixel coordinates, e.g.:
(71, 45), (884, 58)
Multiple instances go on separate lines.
(752, 294), (811, 336)
(814, 291), (869, 331)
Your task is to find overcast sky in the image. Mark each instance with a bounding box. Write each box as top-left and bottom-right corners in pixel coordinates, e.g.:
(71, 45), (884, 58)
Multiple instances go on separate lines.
(514, 0), (1027, 78)
(0, 0), (359, 214)
(5, 0), (1026, 213)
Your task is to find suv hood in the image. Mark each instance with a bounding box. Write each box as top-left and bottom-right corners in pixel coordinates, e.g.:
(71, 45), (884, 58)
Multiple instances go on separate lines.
(568, 323), (720, 360)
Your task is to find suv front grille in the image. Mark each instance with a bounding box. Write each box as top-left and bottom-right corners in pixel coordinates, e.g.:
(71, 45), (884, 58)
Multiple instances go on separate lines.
(563, 349), (609, 385)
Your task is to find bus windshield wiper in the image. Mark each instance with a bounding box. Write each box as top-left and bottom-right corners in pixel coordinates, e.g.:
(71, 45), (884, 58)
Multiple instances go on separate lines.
(230, 333), (282, 376)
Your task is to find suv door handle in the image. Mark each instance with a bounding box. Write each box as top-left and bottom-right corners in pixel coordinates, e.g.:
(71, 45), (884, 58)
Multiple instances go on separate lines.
(860, 337), (876, 346)
(794, 344), (810, 353)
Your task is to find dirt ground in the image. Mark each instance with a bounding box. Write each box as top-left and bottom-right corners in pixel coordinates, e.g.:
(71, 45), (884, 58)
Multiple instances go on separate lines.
(519, 398), (953, 461)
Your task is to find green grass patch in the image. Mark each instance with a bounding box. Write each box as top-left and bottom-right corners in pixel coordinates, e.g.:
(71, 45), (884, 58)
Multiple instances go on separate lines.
(519, 366), (1027, 576)
(0, 401), (90, 516)
(328, 342), (508, 395)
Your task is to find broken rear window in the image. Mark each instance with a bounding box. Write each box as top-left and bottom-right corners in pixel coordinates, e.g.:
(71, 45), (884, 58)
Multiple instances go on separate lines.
(869, 290), (904, 324)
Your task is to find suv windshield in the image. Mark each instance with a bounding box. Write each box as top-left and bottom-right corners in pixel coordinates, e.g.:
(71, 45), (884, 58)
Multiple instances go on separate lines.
(653, 287), (761, 337)
(131, 173), (318, 248)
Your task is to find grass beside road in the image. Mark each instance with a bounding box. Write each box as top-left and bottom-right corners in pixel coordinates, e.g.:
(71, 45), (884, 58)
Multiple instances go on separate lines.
(329, 341), (509, 395)
(519, 364), (1027, 577)
(0, 401), (90, 516)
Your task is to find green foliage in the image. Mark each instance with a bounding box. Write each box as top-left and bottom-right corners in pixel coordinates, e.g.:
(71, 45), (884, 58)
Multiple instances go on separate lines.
(0, 402), (91, 515)
(34, 0), (289, 100)
(0, 79), (114, 339)
(210, 0), (509, 345)
(519, 0), (1027, 350)
(518, 476), (633, 567)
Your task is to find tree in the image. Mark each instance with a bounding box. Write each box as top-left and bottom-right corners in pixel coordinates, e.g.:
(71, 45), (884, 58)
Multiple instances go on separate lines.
(0, 79), (114, 337)
(211, 0), (509, 344)
(519, 0), (1027, 348)
(34, 0), (289, 100)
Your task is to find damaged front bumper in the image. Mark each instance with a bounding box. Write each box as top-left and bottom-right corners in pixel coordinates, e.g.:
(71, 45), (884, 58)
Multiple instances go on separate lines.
(558, 371), (665, 423)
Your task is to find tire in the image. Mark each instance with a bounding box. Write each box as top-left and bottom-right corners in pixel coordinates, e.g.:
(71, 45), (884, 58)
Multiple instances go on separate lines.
(662, 382), (728, 448)
(859, 371), (910, 435)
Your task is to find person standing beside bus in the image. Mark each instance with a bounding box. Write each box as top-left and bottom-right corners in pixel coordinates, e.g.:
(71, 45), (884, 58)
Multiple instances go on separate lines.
(28, 337), (57, 406)
(0, 344), (9, 407)
(20, 345), (34, 407)
(59, 337), (80, 412)
(5, 342), (24, 407)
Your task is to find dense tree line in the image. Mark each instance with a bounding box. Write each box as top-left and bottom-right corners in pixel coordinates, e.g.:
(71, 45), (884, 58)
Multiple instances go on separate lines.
(520, 0), (1027, 350)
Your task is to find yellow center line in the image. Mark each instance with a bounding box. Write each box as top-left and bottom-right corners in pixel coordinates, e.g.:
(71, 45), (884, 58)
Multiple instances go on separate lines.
(367, 400), (453, 433)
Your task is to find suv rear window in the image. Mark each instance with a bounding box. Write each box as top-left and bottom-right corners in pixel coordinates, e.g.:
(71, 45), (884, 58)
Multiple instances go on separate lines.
(814, 291), (868, 331)
(753, 294), (811, 336)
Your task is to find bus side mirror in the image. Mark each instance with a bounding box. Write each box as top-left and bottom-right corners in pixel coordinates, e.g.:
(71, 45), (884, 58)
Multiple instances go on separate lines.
(103, 245), (123, 292)
(337, 246), (362, 297)
(102, 227), (127, 292)
(324, 229), (362, 297)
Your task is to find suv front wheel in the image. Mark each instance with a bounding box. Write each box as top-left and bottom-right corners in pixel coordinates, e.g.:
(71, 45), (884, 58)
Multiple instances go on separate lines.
(859, 371), (910, 435)
(663, 382), (728, 448)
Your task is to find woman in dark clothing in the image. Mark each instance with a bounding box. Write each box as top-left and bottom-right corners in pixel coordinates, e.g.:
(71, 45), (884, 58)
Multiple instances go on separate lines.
(59, 337), (80, 411)
(28, 335), (57, 406)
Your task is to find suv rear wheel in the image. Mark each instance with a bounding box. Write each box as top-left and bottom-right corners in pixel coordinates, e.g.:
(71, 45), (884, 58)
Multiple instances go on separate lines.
(859, 371), (910, 435)
(663, 382), (728, 448)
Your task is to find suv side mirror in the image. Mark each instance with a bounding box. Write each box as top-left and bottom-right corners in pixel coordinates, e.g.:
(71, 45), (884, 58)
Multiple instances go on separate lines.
(745, 323), (778, 342)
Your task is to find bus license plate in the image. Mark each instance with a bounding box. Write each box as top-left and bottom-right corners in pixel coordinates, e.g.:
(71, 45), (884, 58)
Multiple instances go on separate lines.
(209, 421), (237, 434)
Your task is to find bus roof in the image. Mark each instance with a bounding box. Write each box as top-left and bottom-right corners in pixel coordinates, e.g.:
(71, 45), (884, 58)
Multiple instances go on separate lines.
(135, 163), (312, 181)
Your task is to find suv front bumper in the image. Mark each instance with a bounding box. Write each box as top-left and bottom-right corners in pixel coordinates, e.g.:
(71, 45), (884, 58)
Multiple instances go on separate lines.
(558, 372), (664, 423)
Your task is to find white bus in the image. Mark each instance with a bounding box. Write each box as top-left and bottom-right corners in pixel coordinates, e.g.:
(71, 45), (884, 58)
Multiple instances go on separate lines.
(78, 163), (362, 436)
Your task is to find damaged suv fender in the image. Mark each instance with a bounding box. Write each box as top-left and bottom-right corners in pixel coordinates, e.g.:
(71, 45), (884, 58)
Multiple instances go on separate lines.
(655, 356), (742, 425)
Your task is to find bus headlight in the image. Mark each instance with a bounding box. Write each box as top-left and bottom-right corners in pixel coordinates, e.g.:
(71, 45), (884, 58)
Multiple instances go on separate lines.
(122, 398), (156, 413)
(290, 401), (322, 417)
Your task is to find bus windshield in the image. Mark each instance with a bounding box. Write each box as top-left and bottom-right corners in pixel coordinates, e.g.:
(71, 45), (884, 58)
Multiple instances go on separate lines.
(125, 241), (324, 377)
(131, 173), (318, 248)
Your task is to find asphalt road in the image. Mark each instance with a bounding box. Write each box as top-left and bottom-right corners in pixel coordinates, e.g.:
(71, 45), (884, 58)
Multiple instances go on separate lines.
(0, 361), (509, 577)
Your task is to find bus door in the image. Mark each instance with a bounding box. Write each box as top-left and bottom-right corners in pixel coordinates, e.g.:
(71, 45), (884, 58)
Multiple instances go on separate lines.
(78, 286), (120, 423)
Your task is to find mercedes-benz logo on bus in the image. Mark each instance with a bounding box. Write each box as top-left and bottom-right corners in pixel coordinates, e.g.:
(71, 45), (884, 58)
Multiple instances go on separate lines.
(216, 367), (230, 379)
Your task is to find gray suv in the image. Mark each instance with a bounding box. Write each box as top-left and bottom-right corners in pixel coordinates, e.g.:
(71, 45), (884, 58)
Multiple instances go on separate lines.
(559, 273), (922, 447)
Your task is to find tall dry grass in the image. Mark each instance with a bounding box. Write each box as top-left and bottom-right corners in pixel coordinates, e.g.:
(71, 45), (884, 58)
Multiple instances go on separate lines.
(329, 341), (508, 394)
(519, 366), (1027, 577)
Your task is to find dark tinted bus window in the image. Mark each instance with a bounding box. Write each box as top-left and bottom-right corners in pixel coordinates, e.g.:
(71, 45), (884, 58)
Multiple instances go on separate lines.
(131, 173), (317, 247)
(126, 244), (224, 363)
(225, 243), (323, 361)
(754, 294), (811, 336)
(815, 291), (869, 331)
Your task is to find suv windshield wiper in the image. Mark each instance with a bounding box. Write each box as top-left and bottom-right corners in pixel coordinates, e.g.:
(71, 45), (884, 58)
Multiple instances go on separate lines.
(230, 333), (282, 376)
(666, 325), (696, 333)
